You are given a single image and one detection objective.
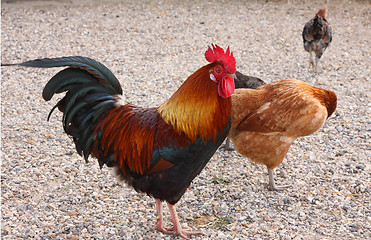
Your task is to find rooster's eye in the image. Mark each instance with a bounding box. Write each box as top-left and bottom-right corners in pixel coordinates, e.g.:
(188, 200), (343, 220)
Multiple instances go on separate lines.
(215, 67), (222, 73)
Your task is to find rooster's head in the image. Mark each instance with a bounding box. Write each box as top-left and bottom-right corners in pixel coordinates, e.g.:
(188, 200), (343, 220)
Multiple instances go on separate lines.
(205, 44), (236, 98)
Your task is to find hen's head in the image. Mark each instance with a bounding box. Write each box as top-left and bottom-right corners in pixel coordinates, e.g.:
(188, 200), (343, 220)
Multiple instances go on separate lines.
(316, 7), (328, 19)
(205, 44), (236, 98)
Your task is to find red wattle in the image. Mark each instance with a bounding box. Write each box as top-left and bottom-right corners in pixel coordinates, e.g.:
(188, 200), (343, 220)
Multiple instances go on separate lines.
(218, 76), (235, 98)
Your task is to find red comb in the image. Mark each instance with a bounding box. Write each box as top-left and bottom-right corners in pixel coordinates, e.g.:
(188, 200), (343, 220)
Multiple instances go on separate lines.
(317, 7), (328, 18)
(205, 44), (236, 73)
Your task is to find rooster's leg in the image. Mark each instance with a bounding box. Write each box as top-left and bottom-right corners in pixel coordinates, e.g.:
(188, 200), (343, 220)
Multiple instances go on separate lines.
(267, 168), (291, 191)
(166, 202), (205, 240)
(154, 199), (173, 234)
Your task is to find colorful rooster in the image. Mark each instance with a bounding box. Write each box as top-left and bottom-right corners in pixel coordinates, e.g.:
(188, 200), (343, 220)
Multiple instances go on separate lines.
(6, 44), (236, 239)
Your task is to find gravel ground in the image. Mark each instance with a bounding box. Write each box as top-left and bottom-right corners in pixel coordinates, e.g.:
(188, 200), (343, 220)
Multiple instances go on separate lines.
(1, 0), (370, 239)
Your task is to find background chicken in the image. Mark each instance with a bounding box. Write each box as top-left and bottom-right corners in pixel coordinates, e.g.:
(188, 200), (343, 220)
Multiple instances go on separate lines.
(228, 79), (337, 191)
(6, 44), (236, 239)
(302, 7), (333, 73)
(221, 70), (265, 150)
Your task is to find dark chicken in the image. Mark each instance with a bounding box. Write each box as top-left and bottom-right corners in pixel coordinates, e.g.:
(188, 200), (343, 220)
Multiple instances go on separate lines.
(228, 79), (337, 191)
(5, 44), (236, 239)
(302, 7), (333, 73)
(234, 70), (265, 89)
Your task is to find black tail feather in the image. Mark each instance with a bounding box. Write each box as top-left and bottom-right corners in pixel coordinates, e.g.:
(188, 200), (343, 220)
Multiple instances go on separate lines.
(3, 56), (122, 95)
(6, 56), (124, 162)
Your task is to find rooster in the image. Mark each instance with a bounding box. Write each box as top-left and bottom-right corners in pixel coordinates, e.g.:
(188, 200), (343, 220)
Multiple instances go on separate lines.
(228, 79), (337, 191)
(5, 44), (236, 239)
(221, 70), (265, 150)
(302, 7), (333, 73)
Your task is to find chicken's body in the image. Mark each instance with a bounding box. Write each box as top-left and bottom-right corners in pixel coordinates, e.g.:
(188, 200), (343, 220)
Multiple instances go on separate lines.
(229, 79), (337, 190)
(221, 70), (265, 151)
(302, 8), (332, 73)
(8, 45), (236, 239)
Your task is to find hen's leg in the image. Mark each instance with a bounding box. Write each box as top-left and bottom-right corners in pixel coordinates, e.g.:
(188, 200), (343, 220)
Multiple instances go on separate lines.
(315, 56), (319, 73)
(267, 168), (291, 191)
(166, 202), (205, 240)
(315, 49), (324, 73)
(309, 52), (315, 71)
(220, 138), (235, 151)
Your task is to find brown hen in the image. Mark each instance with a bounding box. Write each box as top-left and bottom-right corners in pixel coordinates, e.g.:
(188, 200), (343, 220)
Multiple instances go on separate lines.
(229, 79), (337, 190)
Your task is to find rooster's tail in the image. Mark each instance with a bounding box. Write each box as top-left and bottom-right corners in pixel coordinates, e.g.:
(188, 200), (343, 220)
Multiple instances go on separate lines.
(15, 56), (123, 161)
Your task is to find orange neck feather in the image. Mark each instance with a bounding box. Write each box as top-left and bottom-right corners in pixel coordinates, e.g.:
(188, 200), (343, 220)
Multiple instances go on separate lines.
(158, 63), (231, 142)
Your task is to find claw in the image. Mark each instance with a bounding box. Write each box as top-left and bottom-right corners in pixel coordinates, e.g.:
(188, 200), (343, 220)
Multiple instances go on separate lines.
(268, 183), (292, 191)
(154, 199), (205, 239)
(176, 228), (205, 240)
(154, 221), (173, 234)
(167, 202), (205, 239)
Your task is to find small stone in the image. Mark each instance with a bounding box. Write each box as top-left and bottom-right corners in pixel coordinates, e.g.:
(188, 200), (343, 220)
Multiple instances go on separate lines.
(355, 164), (365, 170)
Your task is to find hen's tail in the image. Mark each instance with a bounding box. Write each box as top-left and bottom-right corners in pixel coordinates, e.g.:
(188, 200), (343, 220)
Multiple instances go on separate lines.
(9, 56), (123, 161)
